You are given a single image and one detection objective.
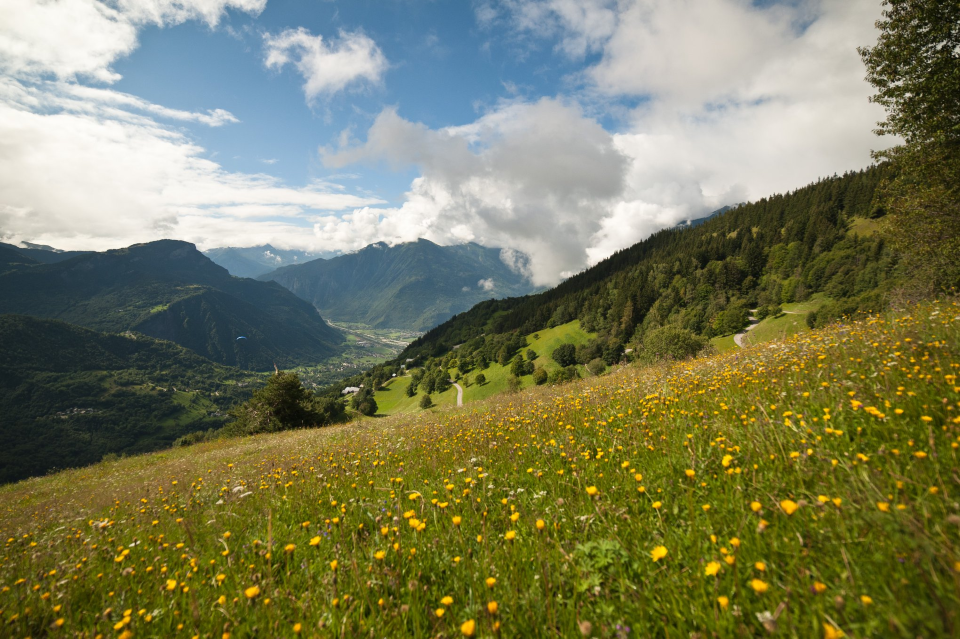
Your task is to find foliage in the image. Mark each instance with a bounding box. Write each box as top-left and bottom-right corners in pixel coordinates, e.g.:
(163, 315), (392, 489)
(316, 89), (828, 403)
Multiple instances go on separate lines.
(858, 0), (960, 147)
(586, 358), (607, 376)
(859, 0), (960, 291)
(532, 367), (548, 385)
(228, 372), (346, 436)
(552, 343), (577, 367)
(419, 394), (433, 409)
(3, 302), (957, 637)
(475, 373), (486, 386)
(640, 326), (708, 363)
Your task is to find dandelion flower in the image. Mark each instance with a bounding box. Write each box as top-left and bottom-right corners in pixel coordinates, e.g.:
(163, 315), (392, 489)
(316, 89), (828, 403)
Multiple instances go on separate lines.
(750, 579), (769, 593)
(461, 619), (476, 636)
(244, 585), (260, 599)
(586, 486), (599, 497)
(780, 500), (799, 515)
(651, 546), (668, 562)
(717, 596), (729, 609)
(705, 561), (721, 576)
(487, 601), (498, 614)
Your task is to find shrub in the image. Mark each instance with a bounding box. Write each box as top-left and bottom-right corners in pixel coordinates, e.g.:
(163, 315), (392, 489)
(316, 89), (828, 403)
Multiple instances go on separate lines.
(532, 367), (548, 385)
(641, 326), (708, 363)
(549, 366), (579, 385)
(586, 358), (607, 376)
(475, 373), (486, 386)
(419, 394), (433, 409)
(506, 375), (522, 392)
(552, 343), (577, 367)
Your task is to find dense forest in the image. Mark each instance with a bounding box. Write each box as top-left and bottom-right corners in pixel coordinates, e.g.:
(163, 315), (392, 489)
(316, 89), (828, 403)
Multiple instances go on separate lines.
(0, 315), (259, 484)
(326, 165), (900, 397)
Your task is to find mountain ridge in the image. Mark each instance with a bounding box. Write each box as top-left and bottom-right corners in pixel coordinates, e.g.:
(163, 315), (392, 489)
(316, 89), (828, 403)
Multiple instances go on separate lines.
(259, 239), (538, 331)
(0, 240), (343, 370)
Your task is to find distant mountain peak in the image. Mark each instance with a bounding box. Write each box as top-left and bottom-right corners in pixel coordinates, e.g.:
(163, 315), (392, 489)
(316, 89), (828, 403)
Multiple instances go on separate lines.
(260, 239), (537, 331)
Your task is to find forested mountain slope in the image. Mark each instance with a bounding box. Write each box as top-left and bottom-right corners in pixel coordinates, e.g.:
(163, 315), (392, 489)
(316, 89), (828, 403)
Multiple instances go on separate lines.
(260, 239), (537, 331)
(0, 315), (258, 484)
(330, 167), (896, 393)
(0, 240), (343, 370)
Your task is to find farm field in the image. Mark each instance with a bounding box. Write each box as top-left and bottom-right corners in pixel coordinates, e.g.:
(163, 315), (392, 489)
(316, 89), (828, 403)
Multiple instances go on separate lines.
(1, 301), (958, 637)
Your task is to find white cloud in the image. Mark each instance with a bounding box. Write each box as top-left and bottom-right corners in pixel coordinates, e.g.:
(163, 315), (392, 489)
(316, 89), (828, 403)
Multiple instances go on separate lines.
(478, 278), (495, 291)
(0, 77), (383, 252)
(264, 28), (387, 101)
(0, 0), (265, 83)
(310, 0), (892, 285)
(321, 99), (628, 285)
(477, 0), (618, 57)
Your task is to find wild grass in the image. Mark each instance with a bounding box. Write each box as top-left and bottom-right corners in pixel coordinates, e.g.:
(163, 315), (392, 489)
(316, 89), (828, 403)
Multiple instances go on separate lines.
(2, 301), (959, 638)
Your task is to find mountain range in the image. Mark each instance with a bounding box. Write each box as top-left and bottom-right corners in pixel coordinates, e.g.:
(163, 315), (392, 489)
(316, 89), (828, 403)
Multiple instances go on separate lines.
(258, 239), (538, 331)
(203, 244), (325, 279)
(0, 240), (342, 370)
(331, 167), (893, 394)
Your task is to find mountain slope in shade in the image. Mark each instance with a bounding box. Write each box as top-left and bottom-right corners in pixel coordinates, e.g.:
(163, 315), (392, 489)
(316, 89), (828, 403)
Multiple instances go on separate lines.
(204, 244), (325, 279)
(260, 239), (537, 331)
(0, 314), (257, 484)
(0, 241), (92, 264)
(0, 243), (40, 273)
(0, 240), (343, 370)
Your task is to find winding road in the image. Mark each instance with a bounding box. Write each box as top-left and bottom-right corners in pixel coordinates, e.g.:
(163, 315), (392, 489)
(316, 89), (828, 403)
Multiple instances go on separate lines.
(451, 381), (464, 407)
(733, 310), (760, 348)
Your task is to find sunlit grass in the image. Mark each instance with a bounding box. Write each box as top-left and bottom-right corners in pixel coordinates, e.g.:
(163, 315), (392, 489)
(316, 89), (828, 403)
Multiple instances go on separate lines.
(2, 301), (958, 637)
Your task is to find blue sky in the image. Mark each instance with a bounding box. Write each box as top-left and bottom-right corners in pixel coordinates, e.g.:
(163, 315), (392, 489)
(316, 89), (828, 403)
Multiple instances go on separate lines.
(0, 0), (893, 284)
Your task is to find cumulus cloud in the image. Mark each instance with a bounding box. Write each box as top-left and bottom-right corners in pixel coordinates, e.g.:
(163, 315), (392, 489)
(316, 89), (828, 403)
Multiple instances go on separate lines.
(0, 0), (266, 83)
(478, 278), (495, 291)
(0, 90), (383, 251)
(314, 0), (893, 285)
(0, 0), (394, 252)
(264, 28), (388, 101)
(320, 99), (628, 285)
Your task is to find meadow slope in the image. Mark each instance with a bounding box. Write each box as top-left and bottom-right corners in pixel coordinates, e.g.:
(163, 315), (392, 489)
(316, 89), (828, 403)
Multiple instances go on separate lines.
(1, 301), (959, 638)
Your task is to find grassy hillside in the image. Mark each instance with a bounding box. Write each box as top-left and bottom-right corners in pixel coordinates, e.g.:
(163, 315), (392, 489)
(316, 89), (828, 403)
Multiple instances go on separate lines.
(373, 321), (596, 414)
(0, 315), (260, 484)
(2, 300), (957, 637)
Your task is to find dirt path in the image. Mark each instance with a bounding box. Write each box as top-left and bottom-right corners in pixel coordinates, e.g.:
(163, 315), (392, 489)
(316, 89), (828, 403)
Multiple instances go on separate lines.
(734, 310), (760, 348)
(451, 381), (464, 407)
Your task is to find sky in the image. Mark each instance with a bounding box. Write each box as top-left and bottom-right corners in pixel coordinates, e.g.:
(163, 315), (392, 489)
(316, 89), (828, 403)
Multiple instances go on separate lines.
(0, 0), (895, 285)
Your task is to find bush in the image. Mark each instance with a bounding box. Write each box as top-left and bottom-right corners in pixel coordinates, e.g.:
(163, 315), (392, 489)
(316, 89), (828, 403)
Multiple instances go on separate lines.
(641, 326), (708, 362)
(511, 357), (534, 377)
(549, 366), (579, 385)
(586, 358), (607, 376)
(228, 371), (345, 436)
(475, 373), (486, 386)
(532, 367), (548, 385)
(525, 349), (537, 361)
(506, 375), (522, 392)
(419, 394), (433, 409)
(552, 343), (577, 367)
